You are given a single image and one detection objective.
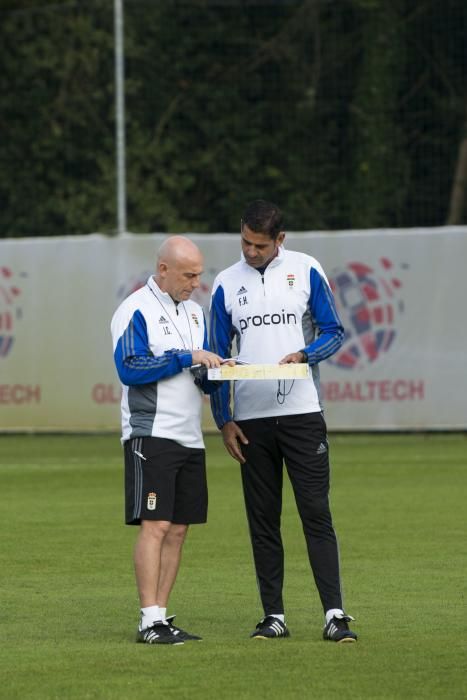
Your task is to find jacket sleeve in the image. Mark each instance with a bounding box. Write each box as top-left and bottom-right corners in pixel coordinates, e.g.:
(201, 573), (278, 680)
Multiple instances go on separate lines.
(301, 268), (345, 364)
(209, 283), (234, 428)
(113, 309), (192, 386)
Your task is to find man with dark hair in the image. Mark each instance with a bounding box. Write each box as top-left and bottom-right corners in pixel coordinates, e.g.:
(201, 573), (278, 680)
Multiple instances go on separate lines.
(210, 200), (357, 643)
(241, 199), (284, 238)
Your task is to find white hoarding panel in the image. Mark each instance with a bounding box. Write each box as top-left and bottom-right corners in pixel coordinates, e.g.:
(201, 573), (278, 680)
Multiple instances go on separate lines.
(1, 228), (466, 431)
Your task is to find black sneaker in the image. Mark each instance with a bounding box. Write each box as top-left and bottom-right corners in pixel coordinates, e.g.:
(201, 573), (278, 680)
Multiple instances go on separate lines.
(250, 616), (290, 639)
(323, 613), (357, 643)
(166, 614), (202, 641)
(136, 621), (184, 645)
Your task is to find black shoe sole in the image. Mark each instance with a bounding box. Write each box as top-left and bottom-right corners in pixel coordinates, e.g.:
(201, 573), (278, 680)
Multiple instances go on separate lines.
(337, 637), (357, 643)
(323, 635), (357, 643)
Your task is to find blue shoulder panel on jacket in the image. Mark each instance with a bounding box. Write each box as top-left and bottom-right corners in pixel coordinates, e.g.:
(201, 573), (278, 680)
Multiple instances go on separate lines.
(114, 309), (191, 386)
(303, 268), (345, 365)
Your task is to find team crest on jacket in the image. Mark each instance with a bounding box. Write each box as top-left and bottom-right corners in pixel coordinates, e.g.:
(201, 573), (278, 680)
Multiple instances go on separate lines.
(287, 274), (295, 288)
(191, 313), (199, 327)
(147, 492), (157, 511)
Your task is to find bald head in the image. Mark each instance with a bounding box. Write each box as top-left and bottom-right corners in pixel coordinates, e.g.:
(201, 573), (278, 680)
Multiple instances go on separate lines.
(157, 236), (203, 268)
(154, 236), (204, 302)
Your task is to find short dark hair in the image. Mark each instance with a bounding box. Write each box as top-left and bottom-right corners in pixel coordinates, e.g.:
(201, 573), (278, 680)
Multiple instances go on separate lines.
(241, 200), (284, 240)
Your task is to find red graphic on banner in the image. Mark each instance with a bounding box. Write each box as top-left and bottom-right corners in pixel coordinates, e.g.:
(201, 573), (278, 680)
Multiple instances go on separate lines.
(117, 272), (152, 301)
(0, 267), (27, 358)
(327, 258), (408, 370)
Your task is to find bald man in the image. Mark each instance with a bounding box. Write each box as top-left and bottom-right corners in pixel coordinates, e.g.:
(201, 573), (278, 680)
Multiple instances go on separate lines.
(111, 236), (223, 645)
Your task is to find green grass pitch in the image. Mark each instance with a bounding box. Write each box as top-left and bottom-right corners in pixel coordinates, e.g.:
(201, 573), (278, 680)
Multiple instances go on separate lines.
(1, 433), (466, 699)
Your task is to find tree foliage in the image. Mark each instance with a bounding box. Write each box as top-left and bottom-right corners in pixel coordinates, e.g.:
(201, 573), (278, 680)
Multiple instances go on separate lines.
(0, 0), (466, 236)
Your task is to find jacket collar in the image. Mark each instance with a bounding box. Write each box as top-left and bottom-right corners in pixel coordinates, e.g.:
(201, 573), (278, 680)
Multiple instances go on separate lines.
(240, 244), (285, 271)
(146, 275), (178, 307)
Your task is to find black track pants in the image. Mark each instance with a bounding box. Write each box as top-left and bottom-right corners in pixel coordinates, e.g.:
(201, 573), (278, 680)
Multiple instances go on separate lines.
(238, 412), (343, 615)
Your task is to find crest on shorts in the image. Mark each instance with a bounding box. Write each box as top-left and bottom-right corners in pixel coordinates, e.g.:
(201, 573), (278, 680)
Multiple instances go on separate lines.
(147, 492), (157, 511)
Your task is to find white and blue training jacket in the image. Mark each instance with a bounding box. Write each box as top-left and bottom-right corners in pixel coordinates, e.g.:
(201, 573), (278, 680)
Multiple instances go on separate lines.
(111, 276), (209, 448)
(209, 246), (344, 427)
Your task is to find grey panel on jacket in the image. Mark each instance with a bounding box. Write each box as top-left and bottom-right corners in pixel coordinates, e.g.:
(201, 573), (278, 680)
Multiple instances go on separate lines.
(301, 306), (316, 345)
(129, 383), (158, 437)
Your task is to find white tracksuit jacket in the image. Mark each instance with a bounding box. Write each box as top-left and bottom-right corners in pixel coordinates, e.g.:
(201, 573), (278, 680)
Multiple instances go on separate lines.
(111, 276), (209, 448)
(209, 246), (344, 427)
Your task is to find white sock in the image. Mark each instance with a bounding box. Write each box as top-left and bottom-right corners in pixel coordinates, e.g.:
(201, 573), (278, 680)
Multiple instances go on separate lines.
(268, 613), (285, 623)
(159, 607), (167, 622)
(325, 608), (344, 625)
(139, 605), (163, 631)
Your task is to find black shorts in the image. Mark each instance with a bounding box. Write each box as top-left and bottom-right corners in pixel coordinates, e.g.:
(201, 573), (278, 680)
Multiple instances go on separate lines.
(124, 437), (208, 526)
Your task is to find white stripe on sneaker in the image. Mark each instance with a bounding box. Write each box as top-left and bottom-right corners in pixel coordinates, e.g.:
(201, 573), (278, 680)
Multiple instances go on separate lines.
(270, 621), (283, 636)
